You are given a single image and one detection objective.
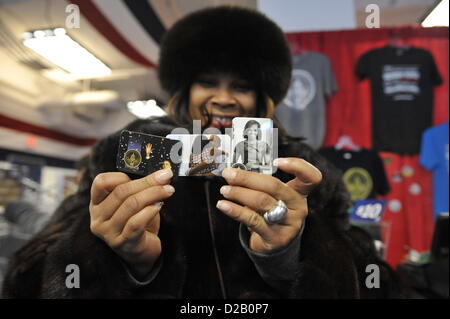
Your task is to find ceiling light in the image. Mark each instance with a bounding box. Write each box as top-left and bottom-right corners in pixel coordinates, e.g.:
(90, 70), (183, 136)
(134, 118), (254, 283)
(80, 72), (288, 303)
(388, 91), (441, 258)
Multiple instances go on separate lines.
(23, 32), (33, 40)
(33, 30), (46, 38)
(53, 28), (66, 36)
(127, 100), (166, 119)
(421, 0), (449, 27)
(41, 69), (78, 84)
(23, 28), (111, 78)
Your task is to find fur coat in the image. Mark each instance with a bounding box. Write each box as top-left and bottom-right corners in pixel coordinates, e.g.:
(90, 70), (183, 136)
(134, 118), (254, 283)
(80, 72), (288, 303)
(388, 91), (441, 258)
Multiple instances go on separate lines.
(2, 117), (404, 299)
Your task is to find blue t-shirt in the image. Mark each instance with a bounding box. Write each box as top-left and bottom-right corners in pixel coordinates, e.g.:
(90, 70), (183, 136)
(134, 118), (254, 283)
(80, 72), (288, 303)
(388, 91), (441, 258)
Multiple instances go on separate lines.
(420, 122), (449, 218)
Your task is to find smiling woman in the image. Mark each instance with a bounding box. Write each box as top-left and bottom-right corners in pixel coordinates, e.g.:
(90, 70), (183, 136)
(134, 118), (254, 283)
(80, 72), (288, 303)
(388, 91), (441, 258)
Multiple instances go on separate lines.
(2, 6), (405, 300)
(158, 6), (287, 130)
(166, 72), (275, 130)
(188, 73), (258, 129)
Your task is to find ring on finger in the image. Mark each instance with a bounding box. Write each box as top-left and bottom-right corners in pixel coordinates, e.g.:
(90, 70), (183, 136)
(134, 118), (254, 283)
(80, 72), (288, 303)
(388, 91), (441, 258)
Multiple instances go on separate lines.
(263, 200), (288, 225)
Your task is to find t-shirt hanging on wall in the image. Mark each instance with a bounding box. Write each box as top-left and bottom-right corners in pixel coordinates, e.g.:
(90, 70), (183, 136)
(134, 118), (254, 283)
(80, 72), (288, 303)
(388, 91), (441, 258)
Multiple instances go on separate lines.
(420, 121), (449, 218)
(379, 152), (435, 267)
(355, 45), (443, 155)
(275, 51), (337, 149)
(318, 147), (390, 202)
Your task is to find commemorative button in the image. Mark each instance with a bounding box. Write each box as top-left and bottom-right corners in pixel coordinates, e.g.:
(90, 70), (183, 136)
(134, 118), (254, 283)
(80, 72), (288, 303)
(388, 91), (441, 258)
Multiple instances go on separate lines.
(388, 199), (402, 213)
(392, 172), (402, 183)
(409, 183), (421, 195)
(401, 165), (414, 178)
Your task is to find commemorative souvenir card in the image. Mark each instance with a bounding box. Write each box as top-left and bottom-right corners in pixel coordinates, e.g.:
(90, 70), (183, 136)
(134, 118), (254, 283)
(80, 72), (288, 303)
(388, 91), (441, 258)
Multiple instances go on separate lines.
(117, 130), (182, 177)
(230, 117), (275, 175)
(166, 134), (231, 177)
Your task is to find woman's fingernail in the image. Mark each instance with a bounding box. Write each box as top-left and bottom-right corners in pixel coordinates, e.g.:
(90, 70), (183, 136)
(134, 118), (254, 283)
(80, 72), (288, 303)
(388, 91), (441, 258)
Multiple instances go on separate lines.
(220, 185), (231, 196)
(216, 200), (231, 213)
(273, 158), (288, 167)
(163, 185), (175, 194)
(154, 168), (173, 183)
(222, 168), (237, 180)
(154, 202), (164, 208)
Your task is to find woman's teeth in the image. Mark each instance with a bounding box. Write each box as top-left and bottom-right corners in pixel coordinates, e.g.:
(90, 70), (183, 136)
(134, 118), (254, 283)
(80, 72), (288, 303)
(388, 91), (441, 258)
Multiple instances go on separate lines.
(211, 116), (233, 127)
(212, 116), (232, 122)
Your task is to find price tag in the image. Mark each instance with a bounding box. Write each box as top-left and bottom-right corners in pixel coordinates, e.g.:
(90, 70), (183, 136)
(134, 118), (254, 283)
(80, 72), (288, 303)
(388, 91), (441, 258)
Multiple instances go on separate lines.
(350, 199), (387, 222)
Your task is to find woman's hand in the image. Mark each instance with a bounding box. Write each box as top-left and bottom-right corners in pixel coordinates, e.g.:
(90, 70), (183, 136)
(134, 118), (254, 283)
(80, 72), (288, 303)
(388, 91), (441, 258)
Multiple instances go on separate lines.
(216, 158), (322, 253)
(89, 168), (175, 279)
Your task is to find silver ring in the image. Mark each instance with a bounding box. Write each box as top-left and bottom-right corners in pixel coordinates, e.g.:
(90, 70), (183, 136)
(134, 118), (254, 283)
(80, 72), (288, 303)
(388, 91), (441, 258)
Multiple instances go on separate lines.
(263, 200), (288, 225)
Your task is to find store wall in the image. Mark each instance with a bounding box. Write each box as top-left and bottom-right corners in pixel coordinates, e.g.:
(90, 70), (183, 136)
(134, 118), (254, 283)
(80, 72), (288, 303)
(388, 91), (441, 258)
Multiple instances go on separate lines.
(285, 26), (448, 267)
(258, 0), (356, 32)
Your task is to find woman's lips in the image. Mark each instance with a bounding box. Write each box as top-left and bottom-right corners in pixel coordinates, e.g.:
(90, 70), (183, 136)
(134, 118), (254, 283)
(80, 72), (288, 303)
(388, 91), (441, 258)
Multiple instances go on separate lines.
(211, 115), (235, 128)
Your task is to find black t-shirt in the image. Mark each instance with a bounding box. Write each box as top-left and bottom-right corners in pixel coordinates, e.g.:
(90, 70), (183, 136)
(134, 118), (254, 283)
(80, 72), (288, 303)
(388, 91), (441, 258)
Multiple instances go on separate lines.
(319, 147), (390, 202)
(356, 45), (442, 154)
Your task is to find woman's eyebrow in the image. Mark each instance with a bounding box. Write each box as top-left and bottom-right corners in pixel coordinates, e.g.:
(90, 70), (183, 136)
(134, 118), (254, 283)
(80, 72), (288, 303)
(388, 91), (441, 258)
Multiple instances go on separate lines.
(232, 79), (250, 84)
(196, 74), (218, 81)
(232, 80), (254, 88)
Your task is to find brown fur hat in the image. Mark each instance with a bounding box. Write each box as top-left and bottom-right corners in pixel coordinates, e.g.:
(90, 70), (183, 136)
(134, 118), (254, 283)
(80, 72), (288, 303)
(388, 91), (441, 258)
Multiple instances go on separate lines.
(158, 6), (292, 104)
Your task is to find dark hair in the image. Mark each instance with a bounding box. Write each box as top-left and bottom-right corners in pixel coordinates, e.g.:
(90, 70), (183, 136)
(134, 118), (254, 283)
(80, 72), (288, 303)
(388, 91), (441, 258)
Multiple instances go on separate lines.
(243, 120), (261, 140)
(75, 154), (90, 171)
(166, 86), (192, 128)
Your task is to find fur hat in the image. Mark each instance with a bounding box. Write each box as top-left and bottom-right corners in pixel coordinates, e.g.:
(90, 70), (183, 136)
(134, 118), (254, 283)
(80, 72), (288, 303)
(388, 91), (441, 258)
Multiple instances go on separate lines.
(158, 6), (292, 105)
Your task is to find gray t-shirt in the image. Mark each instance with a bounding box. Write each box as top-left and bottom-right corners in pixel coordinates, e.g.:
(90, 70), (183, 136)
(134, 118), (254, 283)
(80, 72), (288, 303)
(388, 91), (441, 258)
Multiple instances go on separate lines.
(275, 52), (337, 149)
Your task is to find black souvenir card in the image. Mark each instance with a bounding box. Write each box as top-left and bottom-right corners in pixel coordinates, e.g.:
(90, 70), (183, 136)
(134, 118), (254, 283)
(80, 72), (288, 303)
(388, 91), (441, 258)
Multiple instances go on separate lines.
(116, 130), (182, 177)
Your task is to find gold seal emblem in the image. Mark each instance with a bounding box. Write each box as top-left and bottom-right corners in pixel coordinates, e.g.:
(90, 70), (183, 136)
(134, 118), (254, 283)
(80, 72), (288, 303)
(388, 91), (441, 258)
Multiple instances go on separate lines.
(343, 167), (373, 201)
(124, 149), (142, 168)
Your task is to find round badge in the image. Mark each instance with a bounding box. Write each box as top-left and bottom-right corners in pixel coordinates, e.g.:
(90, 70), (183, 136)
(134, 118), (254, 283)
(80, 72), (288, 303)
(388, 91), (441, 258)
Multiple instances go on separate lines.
(343, 152), (352, 160)
(388, 199), (402, 213)
(124, 149), (142, 168)
(392, 173), (403, 183)
(409, 183), (421, 195)
(401, 165), (414, 178)
(383, 157), (392, 165)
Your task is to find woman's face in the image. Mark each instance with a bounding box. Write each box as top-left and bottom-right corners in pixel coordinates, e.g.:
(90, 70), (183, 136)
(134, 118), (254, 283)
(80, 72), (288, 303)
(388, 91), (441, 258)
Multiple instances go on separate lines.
(189, 72), (257, 128)
(246, 124), (259, 140)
